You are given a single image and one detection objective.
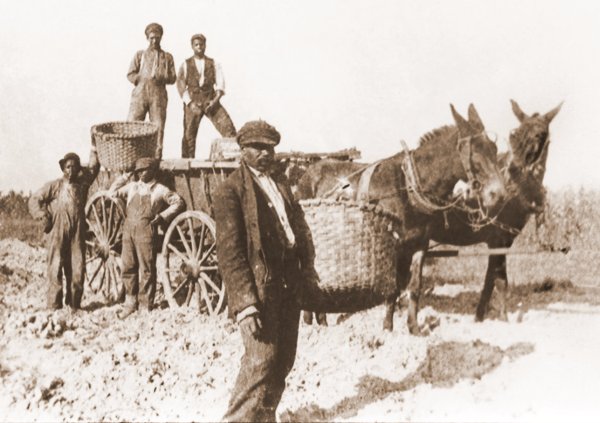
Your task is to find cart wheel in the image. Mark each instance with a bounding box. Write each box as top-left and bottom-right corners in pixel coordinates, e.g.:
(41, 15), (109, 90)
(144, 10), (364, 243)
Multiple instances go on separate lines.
(161, 211), (225, 315)
(85, 191), (125, 303)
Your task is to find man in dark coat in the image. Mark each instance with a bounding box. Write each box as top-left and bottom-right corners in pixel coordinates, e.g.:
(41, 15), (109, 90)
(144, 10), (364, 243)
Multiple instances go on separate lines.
(213, 120), (317, 422)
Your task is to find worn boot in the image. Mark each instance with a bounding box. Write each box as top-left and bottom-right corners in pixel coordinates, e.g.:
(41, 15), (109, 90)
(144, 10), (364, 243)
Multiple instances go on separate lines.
(117, 296), (138, 320)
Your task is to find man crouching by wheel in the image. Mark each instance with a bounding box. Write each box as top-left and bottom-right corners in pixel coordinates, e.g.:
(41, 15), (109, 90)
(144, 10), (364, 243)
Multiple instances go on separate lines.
(213, 120), (319, 422)
(109, 158), (184, 319)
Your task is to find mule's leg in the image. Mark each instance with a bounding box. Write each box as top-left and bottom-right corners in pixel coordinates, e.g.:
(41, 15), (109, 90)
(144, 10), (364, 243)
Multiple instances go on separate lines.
(493, 255), (509, 321)
(406, 250), (425, 335)
(383, 298), (396, 332)
(383, 252), (411, 332)
(302, 311), (314, 325)
(315, 313), (328, 326)
(476, 254), (507, 321)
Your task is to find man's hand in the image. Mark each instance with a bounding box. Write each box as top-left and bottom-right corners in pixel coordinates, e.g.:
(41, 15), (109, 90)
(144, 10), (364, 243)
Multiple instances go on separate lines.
(205, 99), (218, 114)
(239, 313), (263, 339)
(40, 212), (52, 234)
(189, 101), (202, 115)
(150, 214), (165, 228)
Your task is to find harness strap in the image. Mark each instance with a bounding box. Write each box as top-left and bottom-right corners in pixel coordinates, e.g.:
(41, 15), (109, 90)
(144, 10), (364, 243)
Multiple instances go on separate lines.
(356, 162), (380, 201)
(400, 140), (460, 215)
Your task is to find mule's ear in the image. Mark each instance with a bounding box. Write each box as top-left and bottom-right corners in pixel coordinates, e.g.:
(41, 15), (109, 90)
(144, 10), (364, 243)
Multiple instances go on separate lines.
(544, 101), (563, 123)
(467, 103), (485, 131)
(510, 99), (528, 122)
(450, 104), (472, 134)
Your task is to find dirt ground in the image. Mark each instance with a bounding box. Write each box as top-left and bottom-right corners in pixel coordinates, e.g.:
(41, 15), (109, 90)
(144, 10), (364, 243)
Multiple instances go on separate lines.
(1, 238), (600, 422)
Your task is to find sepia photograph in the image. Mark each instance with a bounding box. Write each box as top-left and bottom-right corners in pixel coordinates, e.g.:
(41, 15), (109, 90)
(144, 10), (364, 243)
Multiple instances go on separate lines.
(1, 0), (599, 421)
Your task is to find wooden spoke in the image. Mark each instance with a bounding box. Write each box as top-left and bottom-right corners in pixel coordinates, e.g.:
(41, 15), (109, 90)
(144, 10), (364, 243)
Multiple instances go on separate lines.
(172, 276), (191, 297)
(198, 277), (214, 315)
(167, 243), (189, 263)
(185, 281), (194, 307)
(195, 225), (206, 261)
(199, 265), (219, 272)
(86, 254), (100, 264)
(100, 199), (108, 234)
(200, 272), (222, 294)
(187, 217), (197, 258)
(107, 200), (114, 235)
(176, 225), (193, 258)
(198, 243), (216, 266)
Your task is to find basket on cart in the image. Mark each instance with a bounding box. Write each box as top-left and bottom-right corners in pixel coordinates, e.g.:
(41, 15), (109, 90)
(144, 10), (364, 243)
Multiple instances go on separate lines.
(92, 121), (158, 171)
(299, 199), (398, 313)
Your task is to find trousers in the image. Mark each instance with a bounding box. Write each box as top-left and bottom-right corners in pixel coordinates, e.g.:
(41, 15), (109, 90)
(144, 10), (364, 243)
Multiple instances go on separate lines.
(223, 290), (300, 422)
(128, 82), (168, 159)
(181, 102), (236, 158)
(46, 218), (85, 309)
(120, 194), (157, 309)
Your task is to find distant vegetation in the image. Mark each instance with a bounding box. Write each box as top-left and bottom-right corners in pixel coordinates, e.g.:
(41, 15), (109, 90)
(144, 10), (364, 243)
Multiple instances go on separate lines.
(0, 190), (43, 247)
(1, 188), (599, 285)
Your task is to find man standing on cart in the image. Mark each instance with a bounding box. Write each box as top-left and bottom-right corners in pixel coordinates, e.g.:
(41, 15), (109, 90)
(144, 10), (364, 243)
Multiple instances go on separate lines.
(127, 23), (177, 159)
(213, 120), (317, 422)
(109, 158), (184, 319)
(176, 33), (236, 158)
(29, 141), (100, 310)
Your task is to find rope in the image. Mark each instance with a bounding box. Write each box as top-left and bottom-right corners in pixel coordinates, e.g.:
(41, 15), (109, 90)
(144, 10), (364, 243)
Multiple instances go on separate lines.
(400, 140), (463, 214)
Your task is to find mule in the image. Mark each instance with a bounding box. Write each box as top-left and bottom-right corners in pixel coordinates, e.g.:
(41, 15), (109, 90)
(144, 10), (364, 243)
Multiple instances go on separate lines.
(296, 104), (507, 333)
(427, 100), (562, 321)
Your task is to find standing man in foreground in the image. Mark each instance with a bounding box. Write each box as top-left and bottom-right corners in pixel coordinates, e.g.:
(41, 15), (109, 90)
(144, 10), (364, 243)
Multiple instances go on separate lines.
(176, 33), (236, 158)
(29, 142), (100, 310)
(109, 158), (184, 319)
(214, 120), (317, 422)
(127, 22), (177, 159)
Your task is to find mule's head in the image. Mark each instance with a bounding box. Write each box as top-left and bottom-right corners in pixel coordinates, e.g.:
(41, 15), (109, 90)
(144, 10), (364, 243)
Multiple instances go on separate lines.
(508, 99), (562, 177)
(450, 104), (507, 211)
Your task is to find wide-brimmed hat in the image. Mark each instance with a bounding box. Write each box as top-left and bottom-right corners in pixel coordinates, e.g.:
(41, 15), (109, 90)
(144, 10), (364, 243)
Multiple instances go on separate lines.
(236, 120), (280, 147)
(134, 157), (159, 172)
(59, 152), (81, 170)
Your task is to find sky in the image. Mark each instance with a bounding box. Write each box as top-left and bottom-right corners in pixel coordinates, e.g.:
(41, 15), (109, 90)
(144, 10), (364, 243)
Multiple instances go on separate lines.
(1, 0), (599, 193)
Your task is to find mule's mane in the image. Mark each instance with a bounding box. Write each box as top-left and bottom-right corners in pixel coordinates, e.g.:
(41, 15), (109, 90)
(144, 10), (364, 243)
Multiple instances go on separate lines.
(418, 125), (457, 147)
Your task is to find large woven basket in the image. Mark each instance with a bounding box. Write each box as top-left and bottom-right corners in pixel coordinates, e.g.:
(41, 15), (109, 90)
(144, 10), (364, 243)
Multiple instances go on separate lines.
(299, 199), (398, 313)
(92, 121), (158, 171)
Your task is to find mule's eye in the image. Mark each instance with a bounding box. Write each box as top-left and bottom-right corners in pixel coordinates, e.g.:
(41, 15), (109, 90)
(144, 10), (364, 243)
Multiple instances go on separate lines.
(471, 180), (482, 191)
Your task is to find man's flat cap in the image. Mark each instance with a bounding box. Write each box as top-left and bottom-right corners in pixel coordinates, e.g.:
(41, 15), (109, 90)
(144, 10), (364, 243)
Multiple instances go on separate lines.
(145, 23), (163, 37)
(135, 157), (159, 172)
(59, 152), (81, 170)
(191, 33), (206, 43)
(236, 120), (281, 147)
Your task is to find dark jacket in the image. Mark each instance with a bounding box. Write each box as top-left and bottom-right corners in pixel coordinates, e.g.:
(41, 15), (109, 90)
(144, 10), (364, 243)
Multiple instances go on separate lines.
(213, 162), (316, 316)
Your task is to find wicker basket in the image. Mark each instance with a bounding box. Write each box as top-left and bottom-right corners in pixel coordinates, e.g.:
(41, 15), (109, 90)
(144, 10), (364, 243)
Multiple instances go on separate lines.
(92, 121), (158, 171)
(298, 199), (399, 313)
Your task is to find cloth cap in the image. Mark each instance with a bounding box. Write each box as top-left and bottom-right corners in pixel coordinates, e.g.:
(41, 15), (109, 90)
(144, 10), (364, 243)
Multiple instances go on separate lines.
(135, 157), (159, 172)
(145, 23), (163, 37)
(191, 33), (206, 44)
(236, 120), (281, 147)
(59, 152), (81, 170)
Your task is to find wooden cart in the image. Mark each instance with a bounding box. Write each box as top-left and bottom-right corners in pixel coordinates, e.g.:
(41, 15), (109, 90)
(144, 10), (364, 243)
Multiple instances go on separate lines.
(84, 148), (361, 315)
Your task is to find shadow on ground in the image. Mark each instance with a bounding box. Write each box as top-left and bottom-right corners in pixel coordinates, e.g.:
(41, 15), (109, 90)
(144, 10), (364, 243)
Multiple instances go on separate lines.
(280, 340), (533, 422)
(421, 278), (600, 318)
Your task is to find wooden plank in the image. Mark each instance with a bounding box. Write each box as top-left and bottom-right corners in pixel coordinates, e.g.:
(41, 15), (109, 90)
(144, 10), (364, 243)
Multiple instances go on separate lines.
(160, 159), (240, 171)
(426, 247), (571, 258)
